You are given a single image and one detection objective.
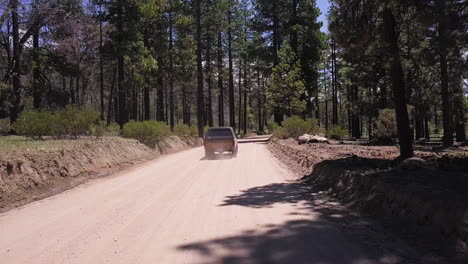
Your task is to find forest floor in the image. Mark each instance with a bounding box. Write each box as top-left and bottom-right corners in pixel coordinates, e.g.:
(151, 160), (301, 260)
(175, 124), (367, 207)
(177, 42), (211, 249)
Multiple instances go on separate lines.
(0, 135), (202, 213)
(268, 139), (468, 263)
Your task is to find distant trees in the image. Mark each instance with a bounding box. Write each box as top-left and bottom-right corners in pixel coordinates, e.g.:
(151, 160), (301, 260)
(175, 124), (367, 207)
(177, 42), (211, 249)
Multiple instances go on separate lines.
(0, 0), (465, 156)
(328, 0), (467, 157)
(267, 45), (306, 117)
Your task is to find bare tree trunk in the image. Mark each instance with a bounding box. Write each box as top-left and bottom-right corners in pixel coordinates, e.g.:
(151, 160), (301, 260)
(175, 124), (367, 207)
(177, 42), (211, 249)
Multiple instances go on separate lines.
(206, 25), (213, 127)
(99, 3), (104, 120)
(438, 0), (453, 147)
(331, 38), (338, 125)
(9, 0), (21, 123)
(383, 8), (414, 159)
(169, 7), (175, 128)
(217, 31), (225, 127)
(107, 68), (116, 125)
(70, 77), (75, 104)
(157, 76), (165, 121)
(243, 58), (248, 135)
(117, 5), (127, 127)
(272, 3), (283, 125)
(196, 0), (205, 136)
(238, 60), (242, 134)
(75, 70), (80, 105)
(32, 18), (41, 109)
(228, 1), (235, 130)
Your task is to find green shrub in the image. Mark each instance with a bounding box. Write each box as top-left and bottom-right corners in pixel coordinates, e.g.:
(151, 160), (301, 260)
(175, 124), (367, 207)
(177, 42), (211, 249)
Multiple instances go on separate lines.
(13, 107), (102, 139)
(0, 118), (10, 133)
(59, 106), (100, 138)
(189, 125), (199, 137)
(106, 122), (121, 136)
(271, 122), (288, 139)
(374, 109), (397, 140)
(90, 122), (107, 139)
(123, 120), (170, 144)
(13, 110), (55, 139)
(173, 124), (191, 137)
(277, 116), (321, 138)
(327, 125), (349, 140)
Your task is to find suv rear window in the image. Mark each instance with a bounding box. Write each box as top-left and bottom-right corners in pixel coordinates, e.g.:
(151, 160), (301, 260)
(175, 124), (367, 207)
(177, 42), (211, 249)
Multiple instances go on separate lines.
(206, 128), (234, 138)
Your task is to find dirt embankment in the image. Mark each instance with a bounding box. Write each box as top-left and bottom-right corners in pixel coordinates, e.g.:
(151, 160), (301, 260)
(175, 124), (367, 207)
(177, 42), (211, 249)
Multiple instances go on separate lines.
(0, 136), (202, 212)
(268, 139), (468, 260)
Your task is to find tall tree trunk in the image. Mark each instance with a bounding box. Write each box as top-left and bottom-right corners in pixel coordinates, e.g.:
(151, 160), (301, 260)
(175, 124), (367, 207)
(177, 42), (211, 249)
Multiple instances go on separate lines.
(347, 84), (351, 133)
(272, 2), (283, 125)
(182, 85), (189, 125)
(238, 59), (242, 134)
(452, 51), (466, 142)
(143, 80), (150, 120)
(9, 0), (21, 123)
(196, 0), (205, 136)
(351, 84), (361, 139)
(217, 31), (225, 127)
(454, 84), (466, 142)
(117, 5), (127, 126)
(70, 77), (75, 104)
(257, 66), (263, 132)
(32, 23), (41, 109)
(157, 76), (165, 121)
(383, 8), (414, 159)
(438, 0), (453, 147)
(75, 69), (80, 105)
(227, 2), (235, 130)
(169, 7), (175, 128)
(107, 68), (116, 125)
(99, 4), (104, 120)
(324, 66), (329, 130)
(243, 57), (248, 135)
(206, 25), (213, 127)
(331, 38), (338, 125)
(291, 0), (298, 54)
(424, 117), (430, 140)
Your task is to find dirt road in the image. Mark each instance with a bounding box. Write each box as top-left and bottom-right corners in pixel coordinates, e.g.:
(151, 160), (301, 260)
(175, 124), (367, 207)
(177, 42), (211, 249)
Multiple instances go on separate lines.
(0, 143), (377, 264)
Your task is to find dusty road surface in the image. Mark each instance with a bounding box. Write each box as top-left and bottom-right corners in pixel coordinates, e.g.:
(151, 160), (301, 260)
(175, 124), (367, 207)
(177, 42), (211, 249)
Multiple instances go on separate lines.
(0, 143), (378, 264)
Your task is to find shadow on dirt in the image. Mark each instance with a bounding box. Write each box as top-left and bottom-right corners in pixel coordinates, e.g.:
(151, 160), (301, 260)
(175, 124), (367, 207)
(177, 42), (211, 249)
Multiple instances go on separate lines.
(177, 218), (376, 264)
(177, 164), (455, 263)
(176, 181), (420, 263)
(220, 182), (314, 209)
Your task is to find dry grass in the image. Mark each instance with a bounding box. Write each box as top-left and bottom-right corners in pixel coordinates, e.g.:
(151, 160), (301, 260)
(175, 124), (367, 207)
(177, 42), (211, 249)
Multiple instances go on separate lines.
(0, 136), (128, 157)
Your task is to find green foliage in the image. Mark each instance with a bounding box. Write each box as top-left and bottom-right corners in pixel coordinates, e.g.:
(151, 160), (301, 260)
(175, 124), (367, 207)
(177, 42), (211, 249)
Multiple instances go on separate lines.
(173, 124), (199, 138)
(13, 106), (101, 140)
(326, 125), (349, 140)
(271, 116), (320, 139)
(270, 122), (288, 139)
(90, 122), (106, 139)
(189, 125), (199, 137)
(59, 106), (101, 138)
(374, 109), (397, 140)
(173, 124), (191, 137)
(0, 118), (10, 133)
(13, 110), (55, 140)
(282, 116), (320, 138)
(106, 122), (121, 136)
(267, 45), (306, 115)
(123, 120), (170, 144)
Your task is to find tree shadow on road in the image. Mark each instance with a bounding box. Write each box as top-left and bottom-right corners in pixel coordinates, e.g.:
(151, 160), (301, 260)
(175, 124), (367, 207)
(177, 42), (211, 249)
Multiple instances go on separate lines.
(177, 219), (376, 264)
(176, 182), (384, 264)
(219, 182), (314, 209)
(177, 180), (446, 264)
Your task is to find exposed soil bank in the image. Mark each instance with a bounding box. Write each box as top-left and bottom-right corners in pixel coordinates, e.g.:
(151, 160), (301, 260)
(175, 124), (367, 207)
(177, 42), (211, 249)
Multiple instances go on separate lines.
(0, 136), (201, 213)
(268, 139), (468, 261)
